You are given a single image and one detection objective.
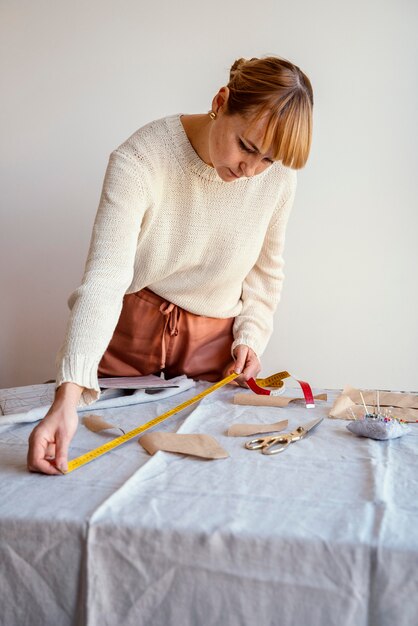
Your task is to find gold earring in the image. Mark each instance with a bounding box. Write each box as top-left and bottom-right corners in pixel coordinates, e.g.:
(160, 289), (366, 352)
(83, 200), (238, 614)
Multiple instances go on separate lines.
(208, 110), (217, 120)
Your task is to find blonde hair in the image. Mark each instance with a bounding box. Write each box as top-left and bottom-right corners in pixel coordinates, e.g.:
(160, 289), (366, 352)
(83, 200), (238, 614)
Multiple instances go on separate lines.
(226, 56), (314, 169)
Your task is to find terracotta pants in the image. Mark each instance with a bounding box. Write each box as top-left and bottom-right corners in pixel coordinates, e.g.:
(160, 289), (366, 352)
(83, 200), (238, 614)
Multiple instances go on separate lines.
(98, 288), (235, 382)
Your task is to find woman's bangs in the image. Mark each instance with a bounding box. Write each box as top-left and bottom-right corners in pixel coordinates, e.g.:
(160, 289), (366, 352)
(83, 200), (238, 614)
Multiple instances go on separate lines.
(260, 101), (312, 169)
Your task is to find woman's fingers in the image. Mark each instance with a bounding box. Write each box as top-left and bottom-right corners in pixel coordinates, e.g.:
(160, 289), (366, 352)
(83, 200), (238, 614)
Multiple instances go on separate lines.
(242, 351), (261, 380)
(45, 442), (56, 460)
(27, 407), (79, 475)
(232, 344), (261, 387)
(233, 345), (249, 374)
(222, 362), (241, 385)
(27, 429), (62, 475)
(54, 432), (71, 473)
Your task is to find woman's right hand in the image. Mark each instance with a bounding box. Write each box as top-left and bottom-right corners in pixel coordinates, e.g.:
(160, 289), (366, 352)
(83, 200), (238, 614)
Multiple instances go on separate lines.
(27, 383), (83, 475)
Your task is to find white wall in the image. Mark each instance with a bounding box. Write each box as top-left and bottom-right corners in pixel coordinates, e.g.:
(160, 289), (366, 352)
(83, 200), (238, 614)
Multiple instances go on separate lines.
(1, 0), (417, 391)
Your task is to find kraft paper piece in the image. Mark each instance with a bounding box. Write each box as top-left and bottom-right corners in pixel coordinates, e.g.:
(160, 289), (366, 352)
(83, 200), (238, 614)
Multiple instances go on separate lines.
(83, 415), (125, 435)
(233, 393), (327, 408)
(227, 419), (288, 437)
(330, 386), (418, 423)
(139, 432), (229, 459)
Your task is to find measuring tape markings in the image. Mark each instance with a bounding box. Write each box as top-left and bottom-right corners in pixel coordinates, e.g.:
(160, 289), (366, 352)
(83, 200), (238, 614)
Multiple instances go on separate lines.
(65, 372), (239, 474)
(255, 371), (291, 389)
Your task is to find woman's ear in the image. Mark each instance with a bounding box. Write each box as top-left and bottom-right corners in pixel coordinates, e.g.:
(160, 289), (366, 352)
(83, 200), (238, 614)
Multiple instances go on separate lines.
(211, 86), (230, 114)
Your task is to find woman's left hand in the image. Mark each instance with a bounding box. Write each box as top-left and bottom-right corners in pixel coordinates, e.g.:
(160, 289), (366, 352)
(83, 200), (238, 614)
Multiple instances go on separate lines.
(224, 344), (261, 387)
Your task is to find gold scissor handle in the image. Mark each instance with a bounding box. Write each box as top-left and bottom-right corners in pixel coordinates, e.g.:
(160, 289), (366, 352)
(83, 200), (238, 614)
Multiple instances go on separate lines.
(263, 428), (307, 454)
(245, 434), (290, 452)
(261, 436), (291, 455)
(245, 437), (271, 450)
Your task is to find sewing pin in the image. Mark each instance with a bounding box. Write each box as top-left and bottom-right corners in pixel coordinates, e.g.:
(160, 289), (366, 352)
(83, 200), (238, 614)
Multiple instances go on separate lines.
(349, 407), (357, 420)
(359, 391), (370, 417)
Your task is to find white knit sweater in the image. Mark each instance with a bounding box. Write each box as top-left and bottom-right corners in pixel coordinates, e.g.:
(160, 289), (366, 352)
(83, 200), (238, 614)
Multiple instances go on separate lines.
(56, 114), (297, 404)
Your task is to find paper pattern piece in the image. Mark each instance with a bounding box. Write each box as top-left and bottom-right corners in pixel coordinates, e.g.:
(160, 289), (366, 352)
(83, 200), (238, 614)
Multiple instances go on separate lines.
(99, 375), (179, 390)
(0, 375), (196, 426)
(330, 386), (418, 423)
(83, 415), (125, 435)
(0, 383), (56, 416)
(234, 393), (327, 408)
(341, 386), (418, 409)
(227, 419), (288, 437)
(139, 432), (229, 459)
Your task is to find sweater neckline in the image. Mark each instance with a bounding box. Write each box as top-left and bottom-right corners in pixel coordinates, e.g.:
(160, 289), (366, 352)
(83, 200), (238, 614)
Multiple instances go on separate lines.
(165, 114), (249, 184)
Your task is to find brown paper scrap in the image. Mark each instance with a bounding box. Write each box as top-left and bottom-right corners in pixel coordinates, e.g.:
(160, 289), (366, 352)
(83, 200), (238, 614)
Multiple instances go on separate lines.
(227, 419), (288, 437)
(83, 414), (125, 435)
(342, 385), (418, 409)
(233, 393), (327, 407)
(139, 432), (229, 459)
(329, 387), (418, 423)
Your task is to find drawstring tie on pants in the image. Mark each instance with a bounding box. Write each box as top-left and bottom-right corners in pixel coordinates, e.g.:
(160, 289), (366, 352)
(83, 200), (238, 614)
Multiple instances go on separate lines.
(159, 301), (180, 370)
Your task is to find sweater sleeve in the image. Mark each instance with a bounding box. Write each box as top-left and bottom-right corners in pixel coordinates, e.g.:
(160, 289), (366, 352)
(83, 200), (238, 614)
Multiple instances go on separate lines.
(231, 177), (296, 358)
(55, 148), (146, 405)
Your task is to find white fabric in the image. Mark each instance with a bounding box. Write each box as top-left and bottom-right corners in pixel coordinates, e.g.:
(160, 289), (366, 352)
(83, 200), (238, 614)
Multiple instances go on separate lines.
(1, 384), (417, 626)
(55, 114), (296, 405)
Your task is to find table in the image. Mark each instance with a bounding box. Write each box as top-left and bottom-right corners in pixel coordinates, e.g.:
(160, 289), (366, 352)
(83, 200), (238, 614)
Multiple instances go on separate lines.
(1, 383), (417, 626)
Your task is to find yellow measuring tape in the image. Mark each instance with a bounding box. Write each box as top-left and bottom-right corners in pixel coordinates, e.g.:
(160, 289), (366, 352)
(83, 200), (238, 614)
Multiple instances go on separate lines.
(65, 372), (239, 474)
(255, 371), (290, 389)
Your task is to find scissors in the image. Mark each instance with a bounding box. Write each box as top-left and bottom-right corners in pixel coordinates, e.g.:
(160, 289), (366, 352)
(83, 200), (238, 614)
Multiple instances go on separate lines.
(245, 417), (324, 455)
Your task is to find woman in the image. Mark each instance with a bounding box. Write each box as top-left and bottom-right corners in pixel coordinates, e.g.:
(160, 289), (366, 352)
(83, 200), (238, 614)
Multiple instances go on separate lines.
(27, 55), (313, 474)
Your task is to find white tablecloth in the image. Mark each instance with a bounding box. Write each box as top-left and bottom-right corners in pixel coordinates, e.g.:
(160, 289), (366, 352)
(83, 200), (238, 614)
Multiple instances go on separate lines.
(1, 383), (417, 626)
